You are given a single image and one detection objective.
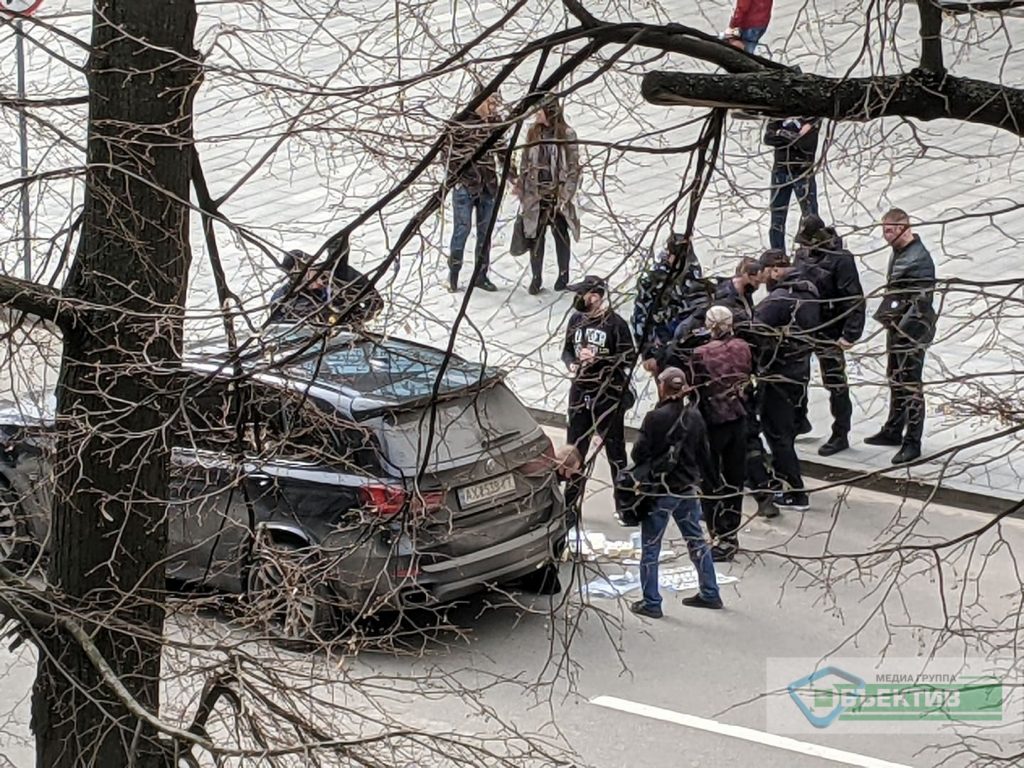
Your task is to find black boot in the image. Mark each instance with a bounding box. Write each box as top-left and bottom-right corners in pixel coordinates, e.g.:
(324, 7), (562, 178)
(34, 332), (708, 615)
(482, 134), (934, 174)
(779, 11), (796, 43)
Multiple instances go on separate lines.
(818, 433), (850, 457)
(448, 250), (464, 292)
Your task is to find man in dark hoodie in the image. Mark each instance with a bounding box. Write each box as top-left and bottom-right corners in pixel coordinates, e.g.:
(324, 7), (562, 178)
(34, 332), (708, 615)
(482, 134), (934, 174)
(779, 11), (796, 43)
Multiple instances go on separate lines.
(792, 215), (866, 456)
(751, 248), (822, 511)
(561, 275), (636, 520)
(629, 366), (722, 619)
(763, 116), (820, 251)
(866, 208), (938, 464)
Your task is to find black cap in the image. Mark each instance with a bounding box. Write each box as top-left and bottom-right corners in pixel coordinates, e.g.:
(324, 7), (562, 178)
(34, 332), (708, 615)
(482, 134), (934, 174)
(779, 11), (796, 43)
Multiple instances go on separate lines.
(759, 248), (790, 269)
(282, 249), (312, 273)
(565, 275), (607, 295)
(795, 214), (830, 246)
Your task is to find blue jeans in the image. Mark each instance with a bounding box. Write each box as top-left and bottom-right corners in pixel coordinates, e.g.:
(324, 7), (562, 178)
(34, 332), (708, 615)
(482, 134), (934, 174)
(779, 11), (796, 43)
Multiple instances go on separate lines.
(450, 185), (497, 276)
(739, 26), (767, 55)
(769, 165), (818, 251)
(640, 493), (719, 609)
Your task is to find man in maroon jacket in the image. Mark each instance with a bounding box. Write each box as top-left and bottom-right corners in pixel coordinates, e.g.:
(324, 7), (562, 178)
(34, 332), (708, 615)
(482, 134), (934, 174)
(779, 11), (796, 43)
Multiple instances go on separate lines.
(724, 0), (773, 54)
(691, 305), (754, 561)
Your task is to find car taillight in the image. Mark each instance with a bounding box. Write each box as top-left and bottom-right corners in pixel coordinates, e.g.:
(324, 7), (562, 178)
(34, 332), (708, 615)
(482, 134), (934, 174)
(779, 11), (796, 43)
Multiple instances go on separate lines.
(410, 491), (446, 515)
(359, 484), (406, 519)
(518, 436), (556, 476)
(359, 485), (446, 520)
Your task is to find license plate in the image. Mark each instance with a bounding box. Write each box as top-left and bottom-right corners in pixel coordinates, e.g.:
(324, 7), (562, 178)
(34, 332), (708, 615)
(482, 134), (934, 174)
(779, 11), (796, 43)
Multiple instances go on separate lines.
(457, 473), (516, 508)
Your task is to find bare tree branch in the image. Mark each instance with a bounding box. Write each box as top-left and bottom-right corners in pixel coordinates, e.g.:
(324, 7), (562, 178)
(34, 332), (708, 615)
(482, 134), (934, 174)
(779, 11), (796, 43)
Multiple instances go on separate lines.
(642, 69), (1024, 135)
(0, 274), (68, 329)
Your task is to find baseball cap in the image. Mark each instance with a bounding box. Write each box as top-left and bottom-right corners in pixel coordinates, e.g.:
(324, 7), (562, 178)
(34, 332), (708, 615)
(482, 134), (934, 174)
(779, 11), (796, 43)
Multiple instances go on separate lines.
(657, 366), (689, 392)
(759, 248), (790, 269)
(795, 214), (830, 246)
(565, 275), (607, 295)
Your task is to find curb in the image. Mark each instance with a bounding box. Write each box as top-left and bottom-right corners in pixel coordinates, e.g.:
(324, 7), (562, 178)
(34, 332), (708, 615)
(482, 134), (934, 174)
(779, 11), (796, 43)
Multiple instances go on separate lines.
(527, 407), (1015, 516)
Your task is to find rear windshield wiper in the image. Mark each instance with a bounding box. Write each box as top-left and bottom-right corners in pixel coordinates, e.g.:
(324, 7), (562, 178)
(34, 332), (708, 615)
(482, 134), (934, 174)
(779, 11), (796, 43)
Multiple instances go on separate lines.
(481, 430), (521, 450)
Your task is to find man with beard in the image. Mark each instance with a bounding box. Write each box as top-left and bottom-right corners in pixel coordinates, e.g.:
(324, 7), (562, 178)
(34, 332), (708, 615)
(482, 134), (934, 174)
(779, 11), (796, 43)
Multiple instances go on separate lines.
(792, 215), (865, 456)
(561, 275), (635, 523)
(751, 249), (822, 511)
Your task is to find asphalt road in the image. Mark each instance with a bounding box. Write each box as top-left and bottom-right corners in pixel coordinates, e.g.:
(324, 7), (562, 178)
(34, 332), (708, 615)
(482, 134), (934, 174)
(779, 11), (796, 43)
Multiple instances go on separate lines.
(2, 435), (1023, 767)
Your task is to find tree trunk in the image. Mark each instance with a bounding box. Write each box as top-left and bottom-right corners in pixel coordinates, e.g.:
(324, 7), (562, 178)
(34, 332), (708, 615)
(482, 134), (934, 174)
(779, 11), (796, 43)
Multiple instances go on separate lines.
(31, 2), (199, 767)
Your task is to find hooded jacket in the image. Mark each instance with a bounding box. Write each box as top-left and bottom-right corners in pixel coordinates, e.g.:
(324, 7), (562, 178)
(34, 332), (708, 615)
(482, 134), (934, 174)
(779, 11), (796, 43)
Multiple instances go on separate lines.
(751, 267), (822, 382)
(562, 308), (635, 398)
(794, 232), (865, 343)
(874, 235), (937, 345)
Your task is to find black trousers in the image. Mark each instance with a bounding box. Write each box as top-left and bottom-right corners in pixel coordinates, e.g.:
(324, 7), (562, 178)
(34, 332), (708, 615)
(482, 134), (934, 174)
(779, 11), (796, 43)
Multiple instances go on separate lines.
(760, 379), (807, 493)
(530, 202), (571, 286)
(744, 386), (776, 494)
(565, 386), (627, 525)
(704, 417), (747, 549)
(881, 332), (928, 447)
(795, 342), (853, 438)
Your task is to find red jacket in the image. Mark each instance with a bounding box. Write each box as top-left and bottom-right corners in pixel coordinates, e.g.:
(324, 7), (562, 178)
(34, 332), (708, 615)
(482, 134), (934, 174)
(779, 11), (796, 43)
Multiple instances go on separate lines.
(730, 0), (772, 29)
(692, 336), (752, 426)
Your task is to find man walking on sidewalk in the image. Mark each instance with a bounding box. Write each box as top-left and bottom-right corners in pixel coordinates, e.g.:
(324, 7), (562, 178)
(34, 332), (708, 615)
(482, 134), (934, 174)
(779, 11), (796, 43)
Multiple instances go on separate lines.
(630, 367), (723, 619)
(865, 208), (937, 464)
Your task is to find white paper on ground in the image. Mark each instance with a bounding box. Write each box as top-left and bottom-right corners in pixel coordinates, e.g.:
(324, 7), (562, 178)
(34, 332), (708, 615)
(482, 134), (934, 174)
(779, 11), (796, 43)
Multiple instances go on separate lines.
(584, 566), (739, 600)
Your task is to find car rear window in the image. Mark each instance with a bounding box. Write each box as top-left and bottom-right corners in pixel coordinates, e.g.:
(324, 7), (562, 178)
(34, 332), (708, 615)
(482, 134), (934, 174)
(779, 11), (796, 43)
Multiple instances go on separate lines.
(286, 337), (496, 402)
(378, 383), (540, 471)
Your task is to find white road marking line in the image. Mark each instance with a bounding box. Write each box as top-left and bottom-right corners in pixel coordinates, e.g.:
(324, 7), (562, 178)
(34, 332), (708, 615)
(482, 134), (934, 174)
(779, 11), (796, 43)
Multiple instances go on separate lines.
(590, 695), (914, 768)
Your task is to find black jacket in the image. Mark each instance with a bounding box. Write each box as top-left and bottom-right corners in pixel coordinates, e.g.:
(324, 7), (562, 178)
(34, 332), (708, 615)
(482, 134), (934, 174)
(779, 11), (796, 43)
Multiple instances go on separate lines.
(795, 237), (865, 343)
(632, 397), (716, 496)
(446, 112), (513, 195)
(675, 276), (756, 341)
(654, 277), (754, 372)
(562, 309), (635, 398)
(763, 117), (819, 170)
(874, 235), (937, 345)
(751, 268), (823, 383)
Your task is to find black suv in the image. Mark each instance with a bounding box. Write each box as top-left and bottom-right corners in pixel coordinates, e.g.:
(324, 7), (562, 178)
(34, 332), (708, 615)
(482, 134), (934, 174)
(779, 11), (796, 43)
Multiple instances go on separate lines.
(0, 331), (566, 639)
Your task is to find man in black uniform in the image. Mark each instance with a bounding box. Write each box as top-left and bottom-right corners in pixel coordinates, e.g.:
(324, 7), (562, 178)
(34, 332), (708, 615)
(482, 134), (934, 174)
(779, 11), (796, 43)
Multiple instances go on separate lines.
(866, 207), (938, 464)
(751, 249), (822, 511)
(792, 215), (865, 456)
(561, 275), (635, 520)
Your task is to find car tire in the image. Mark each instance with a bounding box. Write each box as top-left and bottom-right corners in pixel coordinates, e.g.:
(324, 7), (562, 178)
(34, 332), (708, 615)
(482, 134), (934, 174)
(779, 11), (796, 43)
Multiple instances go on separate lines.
(0, 482), (35, 572)
(245, 538), (335, 646)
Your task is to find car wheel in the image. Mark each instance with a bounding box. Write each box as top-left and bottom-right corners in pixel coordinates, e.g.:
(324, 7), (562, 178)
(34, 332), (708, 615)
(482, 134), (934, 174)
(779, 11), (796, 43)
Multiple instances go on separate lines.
(0, 483), (32, 571)
(245, 539), (334, 645)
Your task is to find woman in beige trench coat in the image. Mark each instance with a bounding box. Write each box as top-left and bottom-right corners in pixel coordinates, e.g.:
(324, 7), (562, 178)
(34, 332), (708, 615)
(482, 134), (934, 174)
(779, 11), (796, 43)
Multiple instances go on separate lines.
(516, 99), (581, 294)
